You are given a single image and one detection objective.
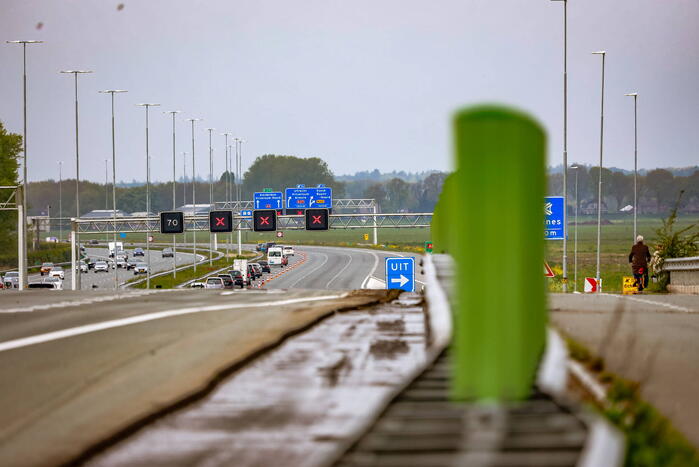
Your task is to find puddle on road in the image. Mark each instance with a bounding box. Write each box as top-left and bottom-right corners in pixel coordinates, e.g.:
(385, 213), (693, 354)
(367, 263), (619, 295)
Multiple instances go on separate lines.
(87, 293), (428, 467)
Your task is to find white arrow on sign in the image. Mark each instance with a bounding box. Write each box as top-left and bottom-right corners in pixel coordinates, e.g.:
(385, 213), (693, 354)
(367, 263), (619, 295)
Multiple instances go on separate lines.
(390, 275), (409, 287)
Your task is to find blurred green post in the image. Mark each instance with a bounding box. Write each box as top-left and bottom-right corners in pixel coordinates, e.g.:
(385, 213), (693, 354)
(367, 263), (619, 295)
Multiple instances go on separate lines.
(449, 105), (547, 401)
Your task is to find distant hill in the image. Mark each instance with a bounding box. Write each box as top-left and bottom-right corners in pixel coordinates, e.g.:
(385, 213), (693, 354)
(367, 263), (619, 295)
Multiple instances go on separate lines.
(548, 164), (699, 177)
(336, 169), (443, 183)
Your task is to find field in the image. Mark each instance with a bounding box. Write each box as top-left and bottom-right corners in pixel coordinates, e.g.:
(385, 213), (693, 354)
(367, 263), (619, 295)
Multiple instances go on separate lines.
(545, 214), (699, 293)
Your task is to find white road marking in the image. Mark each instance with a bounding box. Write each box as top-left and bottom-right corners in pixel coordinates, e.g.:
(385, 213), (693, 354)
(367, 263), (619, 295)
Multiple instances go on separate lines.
(600, 293), (696, 313)
(0, 294), (347, 353)
(288, 252), (329, 288)
(325, 253), (353, 289)
(0, 289), (175, 314)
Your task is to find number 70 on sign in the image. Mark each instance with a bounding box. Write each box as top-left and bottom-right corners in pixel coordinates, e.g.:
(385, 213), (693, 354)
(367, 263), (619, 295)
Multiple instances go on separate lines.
(160, 211), (185, 234)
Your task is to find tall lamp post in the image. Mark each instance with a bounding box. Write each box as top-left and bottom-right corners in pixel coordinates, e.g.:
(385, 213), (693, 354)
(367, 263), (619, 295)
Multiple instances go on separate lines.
(220, 133), (232, 258)
(136, 103), (160, 288)
(6, 39), (43, 291)
(99, 89), (128, 291)
(206, 128), (215, 265)
(187, 118), (202, 271)
(60, 70), (92, 290)
(58, 161), (63, 242)
(234, 137), (245, 255)
(625, 92), (639, 241)
(550, 0), (569, 292)
(164, 111), (181, 278)
(593, 51), (606, 291)
(570, 165), (579, 292)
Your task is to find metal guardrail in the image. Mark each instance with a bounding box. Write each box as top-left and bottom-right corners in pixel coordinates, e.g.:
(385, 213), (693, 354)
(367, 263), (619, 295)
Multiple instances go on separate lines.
(74, 213), (433, 234)
(663, 256), (699, 271)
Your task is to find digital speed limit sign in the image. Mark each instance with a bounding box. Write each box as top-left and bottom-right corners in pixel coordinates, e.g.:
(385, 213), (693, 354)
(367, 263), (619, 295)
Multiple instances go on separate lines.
(160, 211), (185, 234)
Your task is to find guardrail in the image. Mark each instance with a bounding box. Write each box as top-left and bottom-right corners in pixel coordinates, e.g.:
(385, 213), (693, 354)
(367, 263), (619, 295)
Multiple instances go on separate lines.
(663, 256), (699, 294)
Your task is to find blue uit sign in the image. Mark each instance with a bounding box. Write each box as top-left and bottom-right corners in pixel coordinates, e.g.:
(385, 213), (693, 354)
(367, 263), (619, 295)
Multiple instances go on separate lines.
(240, 210), (252, 217)
(544, 196), (566, 240)
(254, 192), (283, 211)
(285, 186), (333, 214)
(385, 257), (415, 292)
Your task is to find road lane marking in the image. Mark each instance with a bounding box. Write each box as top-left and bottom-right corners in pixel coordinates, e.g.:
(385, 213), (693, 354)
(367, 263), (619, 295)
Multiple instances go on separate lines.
(325, 253), (353, 289)
(600, 293), (696, 313)
(0, 289), (176, 314)
(0, 293), (347, 353)
(288, 253), (329, 289)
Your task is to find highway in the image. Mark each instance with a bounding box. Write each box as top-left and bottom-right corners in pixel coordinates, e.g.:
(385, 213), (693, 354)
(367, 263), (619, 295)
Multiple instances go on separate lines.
(26, 247), (203, 290)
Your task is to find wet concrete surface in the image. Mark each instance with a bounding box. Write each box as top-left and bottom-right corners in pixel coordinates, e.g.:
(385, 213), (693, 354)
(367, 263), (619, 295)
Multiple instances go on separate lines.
(87, 293), (428, 467)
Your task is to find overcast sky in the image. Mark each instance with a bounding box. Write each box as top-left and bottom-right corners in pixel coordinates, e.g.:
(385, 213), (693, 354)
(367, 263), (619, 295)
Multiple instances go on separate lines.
(1, 0), (697, 183)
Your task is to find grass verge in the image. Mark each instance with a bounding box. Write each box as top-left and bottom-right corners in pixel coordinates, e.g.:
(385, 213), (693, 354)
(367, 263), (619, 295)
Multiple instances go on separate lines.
(562, 334), (699, 467)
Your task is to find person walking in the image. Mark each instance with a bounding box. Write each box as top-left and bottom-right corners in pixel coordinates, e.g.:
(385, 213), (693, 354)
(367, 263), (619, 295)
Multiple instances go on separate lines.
(629, 235), (651, 292)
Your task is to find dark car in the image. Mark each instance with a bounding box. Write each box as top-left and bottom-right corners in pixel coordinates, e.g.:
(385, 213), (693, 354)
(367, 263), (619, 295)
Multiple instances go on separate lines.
(247, 264), (258, 281)
(218, 274), (235, 289)
(250, 263), (262, 279)
(162, 247), (174, 258)
(228, 270), (245, 288)
(133, 247), (145, 257)
(258, 260), (271, 273)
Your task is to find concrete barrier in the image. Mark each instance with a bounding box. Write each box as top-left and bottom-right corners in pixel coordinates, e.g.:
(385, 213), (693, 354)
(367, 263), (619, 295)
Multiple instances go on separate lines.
(664, 256), (699, 294)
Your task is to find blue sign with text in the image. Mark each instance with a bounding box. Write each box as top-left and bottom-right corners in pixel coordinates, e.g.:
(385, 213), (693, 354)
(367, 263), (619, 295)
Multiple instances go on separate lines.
(240, 210), (252, 217)
(285, 187), (333, 210)
(385, 257), (415, 292)
(254, 192), (283, 210)
(545, 196), (566, 240)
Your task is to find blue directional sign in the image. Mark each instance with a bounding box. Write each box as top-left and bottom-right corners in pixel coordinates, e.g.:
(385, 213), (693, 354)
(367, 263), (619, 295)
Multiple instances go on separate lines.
(254, 192), (283, 210)
(385, 257), (415, 292)
(544, 196), (566, 240)
(240, 210), (252, 217)
(285, 186), (333, 214)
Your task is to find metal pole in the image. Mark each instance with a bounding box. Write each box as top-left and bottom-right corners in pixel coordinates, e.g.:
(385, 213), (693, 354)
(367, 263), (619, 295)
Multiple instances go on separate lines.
(634, 95), (638, 241)
(228, 143), (233, 256)
(71, 219), (77, 291)
(137, 103), (160, 288)
(573, 167), (578, 292)
(182, 151), (187, 251)
(594, 52), (606, 291)
(373, 204), (378, 245)
(237, 139), (243, 255)
(166, 111), (180, 279)
(188, 119), (201, 271)
(7, 40), (42, 289)
(561, 0), (569, 293)
(99, 89), (127, 290)
(17, 186), (25, 291)
(207, 128), (214, 265)
(105, 159), (108, 209)
(58, 161), (62, 242)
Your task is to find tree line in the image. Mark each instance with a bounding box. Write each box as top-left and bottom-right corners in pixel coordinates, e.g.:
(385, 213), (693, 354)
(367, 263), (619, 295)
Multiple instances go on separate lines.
(548, 165), (699, 214)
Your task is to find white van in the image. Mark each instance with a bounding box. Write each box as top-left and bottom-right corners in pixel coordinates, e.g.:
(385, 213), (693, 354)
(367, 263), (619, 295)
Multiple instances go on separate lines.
(283, 245), (294, 256)
(267, 246), (284, 266)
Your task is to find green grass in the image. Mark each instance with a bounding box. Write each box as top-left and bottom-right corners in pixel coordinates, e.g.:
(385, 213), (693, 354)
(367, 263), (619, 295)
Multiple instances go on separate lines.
(130, 250), (259, 289)
(562, 334), (699, 467)
(546, 215), (699, 293)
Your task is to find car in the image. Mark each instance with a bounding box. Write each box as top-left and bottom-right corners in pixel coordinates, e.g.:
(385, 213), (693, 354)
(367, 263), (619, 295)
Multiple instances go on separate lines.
(250, 263), (262, 279)
(228, 270), (245, 288)
(162, 247), (174, 258)
(133, 263), (148, 275)
(115, 257), (128, 269)
(247, 264), (257, 283)
(218, 274), (235, 289)
(205, 277), (225, 289)
(190, 281), (206, 288)
(267, 246), (283, 266)
(133, 248), (145, 257)
(40, 262), (54, 276)
(78, 261), (88, 273)
(3, 271), (19, 289)
(49, 266), (65, 280)
(258, 260), (271, 273)
(86, 258), (96, 269)
(281, 255), (289, 266)
(43, 276), (63, 290)
(116, 250), (128, 260)
(93, 261), (109, 273)
(283, 245), (295, 256)
(125, 260), (137, 271)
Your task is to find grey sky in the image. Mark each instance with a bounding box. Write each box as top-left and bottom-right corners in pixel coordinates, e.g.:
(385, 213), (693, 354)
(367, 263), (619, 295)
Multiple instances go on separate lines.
(1, 0), (697, 183)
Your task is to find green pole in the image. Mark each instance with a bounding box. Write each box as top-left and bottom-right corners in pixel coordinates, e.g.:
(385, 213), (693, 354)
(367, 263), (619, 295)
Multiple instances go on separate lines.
(450, 105), (546, 401)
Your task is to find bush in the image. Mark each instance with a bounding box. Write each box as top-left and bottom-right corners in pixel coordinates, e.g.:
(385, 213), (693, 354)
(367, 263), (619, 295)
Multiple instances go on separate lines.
(0, 242), (72, 268)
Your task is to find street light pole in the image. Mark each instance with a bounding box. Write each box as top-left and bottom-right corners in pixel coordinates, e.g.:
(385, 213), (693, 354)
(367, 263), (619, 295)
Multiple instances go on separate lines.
(234, 138), (245, 255)
(593, 51), (606, 291)
(550, 0), (569, 292)
(187, 118), (202, 271)
(60, 69), (92, 290)
(6, 39), (43, 291)
(99, 89), (128, 291)
(137, 103), (160, 289)
(164, 111), (181, 279)
(570, 165), (579, 292)
(220, 133), (232, 259)
(625, 92), (639, 242)
(206, 128), (215, 265)
(58, 161), (63, 242)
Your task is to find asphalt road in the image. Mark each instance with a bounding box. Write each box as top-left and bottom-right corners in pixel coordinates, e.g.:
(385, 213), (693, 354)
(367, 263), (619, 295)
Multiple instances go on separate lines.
(27, 247), (201, 290)
(551, 293), (699, 448)
(0, 288), (386, 466)
(253, 245), (426, 291)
